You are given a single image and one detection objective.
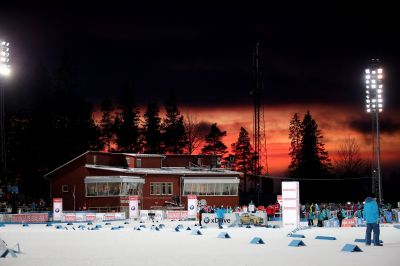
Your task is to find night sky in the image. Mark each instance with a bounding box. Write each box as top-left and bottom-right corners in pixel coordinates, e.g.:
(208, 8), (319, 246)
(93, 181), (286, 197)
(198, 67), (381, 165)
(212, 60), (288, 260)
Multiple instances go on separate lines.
(1, 2), (399, 175)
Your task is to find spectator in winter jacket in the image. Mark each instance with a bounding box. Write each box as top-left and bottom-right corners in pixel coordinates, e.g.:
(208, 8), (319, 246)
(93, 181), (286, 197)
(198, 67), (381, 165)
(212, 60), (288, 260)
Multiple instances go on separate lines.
(216, 205), (226, 229)
(363, 194), (382, 246)
(317, 209), (324, 227)
(307, 210), (314, 226)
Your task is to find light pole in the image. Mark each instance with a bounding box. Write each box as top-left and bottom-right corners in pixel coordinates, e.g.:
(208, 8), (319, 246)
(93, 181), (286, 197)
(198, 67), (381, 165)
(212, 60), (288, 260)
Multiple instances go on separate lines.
(0, 40), (11, 184)
(364, 59), (383, 204)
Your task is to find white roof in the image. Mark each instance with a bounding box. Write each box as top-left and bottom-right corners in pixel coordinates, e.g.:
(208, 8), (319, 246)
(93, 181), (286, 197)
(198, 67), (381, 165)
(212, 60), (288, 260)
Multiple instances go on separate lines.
(84, 176), (145, 183)
(85, 164), (240, 175)
(183, 178), (240, 184)
(123, 153), (165, 158)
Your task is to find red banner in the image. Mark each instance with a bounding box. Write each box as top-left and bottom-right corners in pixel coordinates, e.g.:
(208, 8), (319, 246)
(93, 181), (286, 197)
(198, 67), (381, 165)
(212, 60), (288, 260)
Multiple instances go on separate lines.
(342, 218), (356, 227)
(11, 213), (49, 223)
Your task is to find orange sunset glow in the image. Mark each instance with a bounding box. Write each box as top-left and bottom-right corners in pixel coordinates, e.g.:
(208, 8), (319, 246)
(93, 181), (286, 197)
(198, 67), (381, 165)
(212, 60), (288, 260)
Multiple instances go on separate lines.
(180, 104), (400, 176)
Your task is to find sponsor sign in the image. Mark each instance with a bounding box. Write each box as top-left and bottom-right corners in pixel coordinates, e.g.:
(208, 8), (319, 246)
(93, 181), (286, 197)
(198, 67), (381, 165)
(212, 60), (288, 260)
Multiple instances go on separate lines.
(104, 213), (116, 221)
(64, 213), (76, 222)
(201, 212), (267, 227)
(129, 196), (139, 219)
(85, 213), (96, 221)
(187, 195), (197, 219)
(53, 198), (63, 221)
(166, 211), (188, 220)
(342, 218), (356, 227)
(282, 182), (300, 229)
(11, 213), (48, 223)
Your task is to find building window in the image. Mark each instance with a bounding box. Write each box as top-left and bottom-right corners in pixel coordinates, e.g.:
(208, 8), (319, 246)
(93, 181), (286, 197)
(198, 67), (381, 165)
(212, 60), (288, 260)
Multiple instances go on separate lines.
(182, 182), (239, 196)
(136, 158), (142, 168)
(126, 157), (130, 167)
(62, 185), (69, 193)
(86, 183), (97, 196)
(150, 182), (173, 195)
(85, 182), (143, 197)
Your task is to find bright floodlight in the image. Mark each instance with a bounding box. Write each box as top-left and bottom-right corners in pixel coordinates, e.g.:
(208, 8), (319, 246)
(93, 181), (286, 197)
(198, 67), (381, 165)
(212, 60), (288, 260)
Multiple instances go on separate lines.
(365, 65), (383, 113)
(0, 40), (11, 76)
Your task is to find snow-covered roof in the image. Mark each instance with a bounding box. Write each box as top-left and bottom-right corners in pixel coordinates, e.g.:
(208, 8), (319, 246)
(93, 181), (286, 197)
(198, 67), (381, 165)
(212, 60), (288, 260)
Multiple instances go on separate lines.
(84, 176), (145, 183)
(85, 164), (241, 176)
(123, 153), (165, 158)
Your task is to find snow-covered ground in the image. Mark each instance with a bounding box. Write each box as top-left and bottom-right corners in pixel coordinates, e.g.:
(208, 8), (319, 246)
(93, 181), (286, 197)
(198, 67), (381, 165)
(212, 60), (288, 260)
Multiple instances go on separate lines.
(1, 220), (400, 266)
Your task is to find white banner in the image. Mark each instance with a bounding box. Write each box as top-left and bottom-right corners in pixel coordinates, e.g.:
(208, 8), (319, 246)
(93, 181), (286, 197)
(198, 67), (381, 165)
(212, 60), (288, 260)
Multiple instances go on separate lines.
(129, 196), (139, 219)
(282, 181), (300, 229)
(187, 195), (197, 219)
(53, 198), (63, 221)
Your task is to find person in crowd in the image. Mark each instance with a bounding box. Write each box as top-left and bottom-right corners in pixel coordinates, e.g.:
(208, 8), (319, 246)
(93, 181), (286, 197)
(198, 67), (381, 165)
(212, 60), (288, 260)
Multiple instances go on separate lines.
(199, 206), (206, 227)
(317, 208), (324, 227)
(364, 194), (382, 246)
(337, 208), (344, 227)
(307, 208), (314, 226)
(266, 204), (274, 221)
(216, 205), (226, 229)
(274, 201), (281, 213)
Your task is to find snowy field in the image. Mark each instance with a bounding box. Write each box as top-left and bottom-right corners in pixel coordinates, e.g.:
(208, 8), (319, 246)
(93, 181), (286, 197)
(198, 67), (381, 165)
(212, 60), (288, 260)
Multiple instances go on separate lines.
(1, 220), (400, 266)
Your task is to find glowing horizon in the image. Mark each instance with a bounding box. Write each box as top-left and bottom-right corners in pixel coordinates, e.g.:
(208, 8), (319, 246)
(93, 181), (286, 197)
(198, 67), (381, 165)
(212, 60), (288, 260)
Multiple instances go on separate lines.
(93, 103), (400, 176)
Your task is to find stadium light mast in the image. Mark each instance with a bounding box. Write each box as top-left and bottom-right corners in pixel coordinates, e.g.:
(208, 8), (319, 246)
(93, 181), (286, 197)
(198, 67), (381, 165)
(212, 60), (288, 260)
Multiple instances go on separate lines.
(0, 40), (11, 184)
(364, 59), (383, 204)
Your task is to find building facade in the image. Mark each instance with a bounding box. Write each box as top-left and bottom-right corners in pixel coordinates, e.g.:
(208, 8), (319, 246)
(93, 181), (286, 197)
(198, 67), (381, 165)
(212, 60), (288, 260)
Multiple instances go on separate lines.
(45, 151), (240, 212)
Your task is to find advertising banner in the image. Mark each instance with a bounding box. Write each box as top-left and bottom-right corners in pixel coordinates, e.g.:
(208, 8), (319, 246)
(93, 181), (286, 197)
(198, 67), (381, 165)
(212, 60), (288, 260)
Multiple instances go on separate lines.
(129, 196), (139, 219)
(11, 213), (48, 223)
(282, 181), (300, 229)
(166, 211), (188, 220)
(201, 212), (267, 227)
(64, 213), (76, 222)
(85, 213), (96, 221)
(104, 213), (116, 221)
(187, 195), (197, 219)
(342, 218), (356, 227)
(53, 198), (63, 221)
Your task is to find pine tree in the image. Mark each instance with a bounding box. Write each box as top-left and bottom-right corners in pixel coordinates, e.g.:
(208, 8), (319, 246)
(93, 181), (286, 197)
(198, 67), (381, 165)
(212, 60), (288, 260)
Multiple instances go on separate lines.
(231, 127), (253, 192)
(162, 89), (187, 154)
(100, 97), (115, 152)
(201, 123), (227, 156)
(288, 113), (302, 178)
(297, 110), (332, 179)
(115, 81), (141, 152)
(142, 103), (163, 154)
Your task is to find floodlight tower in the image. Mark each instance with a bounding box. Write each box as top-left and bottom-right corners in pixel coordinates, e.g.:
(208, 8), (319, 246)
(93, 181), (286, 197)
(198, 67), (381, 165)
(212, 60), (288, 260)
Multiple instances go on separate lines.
(0, 40), (11, 183)
(364, 59), (383, 204)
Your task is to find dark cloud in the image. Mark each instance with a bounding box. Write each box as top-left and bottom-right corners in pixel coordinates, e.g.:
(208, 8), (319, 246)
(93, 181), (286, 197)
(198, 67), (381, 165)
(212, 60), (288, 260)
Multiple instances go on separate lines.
(348, 116), (400, 135)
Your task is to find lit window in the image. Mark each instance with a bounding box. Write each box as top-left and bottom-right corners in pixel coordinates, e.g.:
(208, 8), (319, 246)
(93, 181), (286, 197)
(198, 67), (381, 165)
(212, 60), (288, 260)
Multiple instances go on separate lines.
(150, 182), (173, 195)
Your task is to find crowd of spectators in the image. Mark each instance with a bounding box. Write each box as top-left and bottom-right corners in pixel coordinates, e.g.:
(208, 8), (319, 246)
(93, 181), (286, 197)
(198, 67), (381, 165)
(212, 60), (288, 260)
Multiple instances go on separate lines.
(0, 186), (47, 213)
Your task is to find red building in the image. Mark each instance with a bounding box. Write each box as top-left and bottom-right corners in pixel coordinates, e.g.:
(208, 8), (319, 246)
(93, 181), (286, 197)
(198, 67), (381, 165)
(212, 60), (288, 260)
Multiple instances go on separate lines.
(45, 151), (240, 212)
